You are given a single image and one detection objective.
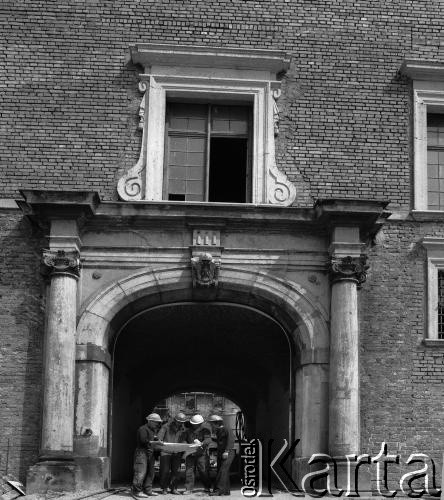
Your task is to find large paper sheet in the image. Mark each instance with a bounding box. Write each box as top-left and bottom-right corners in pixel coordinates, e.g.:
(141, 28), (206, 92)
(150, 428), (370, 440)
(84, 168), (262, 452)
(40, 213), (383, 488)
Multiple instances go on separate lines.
(150, 441), (201, 455)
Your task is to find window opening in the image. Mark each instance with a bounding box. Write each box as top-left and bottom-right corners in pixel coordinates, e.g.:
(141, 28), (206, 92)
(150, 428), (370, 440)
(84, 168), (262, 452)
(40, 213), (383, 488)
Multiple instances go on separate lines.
(164, 102), (251, 202)
(438, 270), (444, 339)
(427, 113), (444, 210)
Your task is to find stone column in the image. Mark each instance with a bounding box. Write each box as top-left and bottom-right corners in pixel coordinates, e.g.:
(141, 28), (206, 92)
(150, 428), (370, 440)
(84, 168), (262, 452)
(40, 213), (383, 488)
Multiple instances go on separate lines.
(27, 249), (80, 493)
(328, 255), (367, 457)
(40, 249), (80, 457)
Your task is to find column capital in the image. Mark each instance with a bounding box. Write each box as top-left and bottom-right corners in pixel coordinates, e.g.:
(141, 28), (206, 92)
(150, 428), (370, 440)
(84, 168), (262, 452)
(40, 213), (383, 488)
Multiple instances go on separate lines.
(329, 255), (368, 286)
(43, 249), (80, 279)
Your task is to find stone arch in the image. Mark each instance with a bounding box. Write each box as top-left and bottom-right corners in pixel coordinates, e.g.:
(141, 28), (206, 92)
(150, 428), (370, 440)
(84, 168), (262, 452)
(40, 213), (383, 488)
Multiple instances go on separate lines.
(77, 265), (329, 361)
(74, 265), (330, 489)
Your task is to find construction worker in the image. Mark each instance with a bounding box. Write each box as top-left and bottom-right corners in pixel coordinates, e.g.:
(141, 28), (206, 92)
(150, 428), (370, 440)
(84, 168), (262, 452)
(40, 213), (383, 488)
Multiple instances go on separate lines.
(180, 414), (212, 494)
(131, 413), (163, 498)
(157, 412), (188, 494)
(208, 415), (235, 496)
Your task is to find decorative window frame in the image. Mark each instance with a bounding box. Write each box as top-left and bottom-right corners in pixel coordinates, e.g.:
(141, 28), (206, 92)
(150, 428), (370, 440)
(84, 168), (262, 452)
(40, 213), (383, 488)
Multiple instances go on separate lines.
(401, 60), (444, 212)
(422, 237), (444, 343)
(117, 44), (296, 206)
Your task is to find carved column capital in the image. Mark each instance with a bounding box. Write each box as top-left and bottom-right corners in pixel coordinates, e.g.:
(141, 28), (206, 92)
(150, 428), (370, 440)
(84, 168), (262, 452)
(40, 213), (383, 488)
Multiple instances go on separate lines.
(329, 255), (368, 286)
(42, 249), (80, 279)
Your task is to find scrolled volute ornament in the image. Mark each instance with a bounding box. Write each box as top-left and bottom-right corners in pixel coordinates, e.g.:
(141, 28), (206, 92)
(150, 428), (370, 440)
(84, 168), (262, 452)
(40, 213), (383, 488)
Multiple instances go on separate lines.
(191, 252), (220, 288)
(42, 249), (81, 279)
(329, 255), (368, 286)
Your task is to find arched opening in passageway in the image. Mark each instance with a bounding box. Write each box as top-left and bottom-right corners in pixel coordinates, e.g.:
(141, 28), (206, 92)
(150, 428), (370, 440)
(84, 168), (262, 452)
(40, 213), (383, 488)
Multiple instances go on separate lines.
(110, 302), (293, 485)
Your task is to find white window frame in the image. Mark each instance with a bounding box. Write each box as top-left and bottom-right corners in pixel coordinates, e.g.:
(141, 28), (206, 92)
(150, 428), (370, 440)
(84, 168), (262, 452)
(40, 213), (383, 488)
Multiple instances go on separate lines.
(117, 44), (296, 206)
(422, 237), (444, 342)
(401, 60), (444, 212)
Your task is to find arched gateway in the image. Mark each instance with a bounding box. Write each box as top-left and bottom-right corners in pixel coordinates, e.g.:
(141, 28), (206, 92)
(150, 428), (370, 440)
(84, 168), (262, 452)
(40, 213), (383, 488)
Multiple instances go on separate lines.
(21, 191), (386, 494)
(74, 266), (329, 489)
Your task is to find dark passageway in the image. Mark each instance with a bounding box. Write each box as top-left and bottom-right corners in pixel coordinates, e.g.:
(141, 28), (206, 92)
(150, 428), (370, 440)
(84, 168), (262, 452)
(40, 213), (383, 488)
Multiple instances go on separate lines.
(111, 303), (292, 483)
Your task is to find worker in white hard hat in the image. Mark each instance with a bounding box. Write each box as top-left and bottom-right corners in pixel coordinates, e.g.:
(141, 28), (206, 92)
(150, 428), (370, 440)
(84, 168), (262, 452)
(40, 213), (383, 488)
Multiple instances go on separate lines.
(180, 414), (212, 494)
(131, 413), (163, 498)
(157, 412), (188, 494)
(207, 415), (235, 496)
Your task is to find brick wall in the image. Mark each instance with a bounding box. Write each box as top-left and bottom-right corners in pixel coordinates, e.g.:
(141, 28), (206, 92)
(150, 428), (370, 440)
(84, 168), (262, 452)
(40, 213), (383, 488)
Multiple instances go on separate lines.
(0, 210), (44, 481)
(361, 221), (444, 488)
(2, 0), (444, 490)
(1, 0), (443, 210)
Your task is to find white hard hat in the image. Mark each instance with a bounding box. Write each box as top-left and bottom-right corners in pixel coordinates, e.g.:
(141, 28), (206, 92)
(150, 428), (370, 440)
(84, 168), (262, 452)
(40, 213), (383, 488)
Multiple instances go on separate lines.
(174, 412), (188, 423)
(190, 414), (204, 425)
(208, 414), (223, 422)
(146, 413), (162, 423)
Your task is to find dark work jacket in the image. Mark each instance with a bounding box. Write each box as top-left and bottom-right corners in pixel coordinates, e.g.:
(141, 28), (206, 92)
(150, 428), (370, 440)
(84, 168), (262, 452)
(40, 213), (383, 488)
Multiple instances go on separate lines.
(181, 426), (212, 454)
(215, 426), (235, 454)
(136, 423), (158, 452)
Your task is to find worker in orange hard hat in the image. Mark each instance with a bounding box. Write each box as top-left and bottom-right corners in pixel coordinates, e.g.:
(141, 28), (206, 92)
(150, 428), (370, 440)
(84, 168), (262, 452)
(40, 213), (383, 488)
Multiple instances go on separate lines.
(157, 412), (188, 494)
(131, 413), (163, 498)
(180, 414), (212, 494)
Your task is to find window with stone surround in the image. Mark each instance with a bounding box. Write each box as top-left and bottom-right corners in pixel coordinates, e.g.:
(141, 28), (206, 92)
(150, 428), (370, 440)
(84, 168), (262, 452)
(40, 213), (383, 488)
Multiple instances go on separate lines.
(117, 44), (296, 206)
(422, 237), (444, 342)
(401, 60), (444, 211)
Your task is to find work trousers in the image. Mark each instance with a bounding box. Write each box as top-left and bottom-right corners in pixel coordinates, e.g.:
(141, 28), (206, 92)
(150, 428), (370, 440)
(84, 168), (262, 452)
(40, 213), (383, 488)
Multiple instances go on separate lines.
(185, 453), (211, 491)
(159, 453), (182, 490)
(213, 450), (235, 494)
(132, 448), (155, 493)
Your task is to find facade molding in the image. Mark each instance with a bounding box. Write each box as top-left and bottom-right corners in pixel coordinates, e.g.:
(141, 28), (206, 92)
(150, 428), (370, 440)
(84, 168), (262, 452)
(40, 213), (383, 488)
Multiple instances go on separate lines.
(117, 44), (296, 206)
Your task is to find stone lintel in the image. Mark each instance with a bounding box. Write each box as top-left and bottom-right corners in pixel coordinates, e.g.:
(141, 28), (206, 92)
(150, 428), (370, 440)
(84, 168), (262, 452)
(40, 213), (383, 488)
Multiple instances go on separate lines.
(400, 59), (444, 81)
(16, 189), (100, 223)
(130, 43), (290, 74)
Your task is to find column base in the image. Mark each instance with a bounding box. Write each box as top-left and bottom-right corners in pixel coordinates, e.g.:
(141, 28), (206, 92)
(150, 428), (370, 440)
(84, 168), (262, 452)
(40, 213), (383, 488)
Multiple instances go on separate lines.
(26, 457), (110, 494)
(74, 456), (110, 491)
(26, 460), (79, 494)
(292, 456), (371, 495)
(292, 457), (327, 494)
(334, 457), (371, 495)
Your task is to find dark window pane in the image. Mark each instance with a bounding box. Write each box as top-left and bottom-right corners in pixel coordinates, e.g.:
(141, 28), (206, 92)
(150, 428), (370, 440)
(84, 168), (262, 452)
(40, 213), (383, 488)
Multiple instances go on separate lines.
(428, 114), (444, 147)
(212, 105), (249, 135)
(209, 137), (248, 203)
(168, 103), (207, 133)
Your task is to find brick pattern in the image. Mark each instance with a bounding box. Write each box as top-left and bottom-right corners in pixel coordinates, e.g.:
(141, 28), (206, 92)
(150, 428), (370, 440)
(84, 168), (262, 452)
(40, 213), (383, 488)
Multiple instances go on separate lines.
(0, 0), (443, 209)
(361, 221), (444, 487)
(2, 0), (444, 488)
(0, 211), (44, 480)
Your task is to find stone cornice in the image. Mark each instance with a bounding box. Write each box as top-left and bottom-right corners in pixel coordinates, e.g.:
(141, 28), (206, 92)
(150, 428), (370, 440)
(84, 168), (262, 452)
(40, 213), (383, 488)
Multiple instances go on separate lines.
(130, 43), (290, 74)
(400, 59), (444, 81)
(16, 191), (390, 236)
(17, 190), (100, 222)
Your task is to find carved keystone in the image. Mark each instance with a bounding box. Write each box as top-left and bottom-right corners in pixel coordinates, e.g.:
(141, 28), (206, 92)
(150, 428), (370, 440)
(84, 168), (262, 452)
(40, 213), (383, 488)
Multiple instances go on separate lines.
(191, 252), (220, 288)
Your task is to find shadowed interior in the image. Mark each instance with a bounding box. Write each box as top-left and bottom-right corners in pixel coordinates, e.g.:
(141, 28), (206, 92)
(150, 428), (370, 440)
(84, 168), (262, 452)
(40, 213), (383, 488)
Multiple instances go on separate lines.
(111, 303), (292, 483)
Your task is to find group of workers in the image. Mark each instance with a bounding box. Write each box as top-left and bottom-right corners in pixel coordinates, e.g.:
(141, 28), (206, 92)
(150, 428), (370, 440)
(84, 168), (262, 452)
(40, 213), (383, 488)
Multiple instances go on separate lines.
(132, 412), (235, 497)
